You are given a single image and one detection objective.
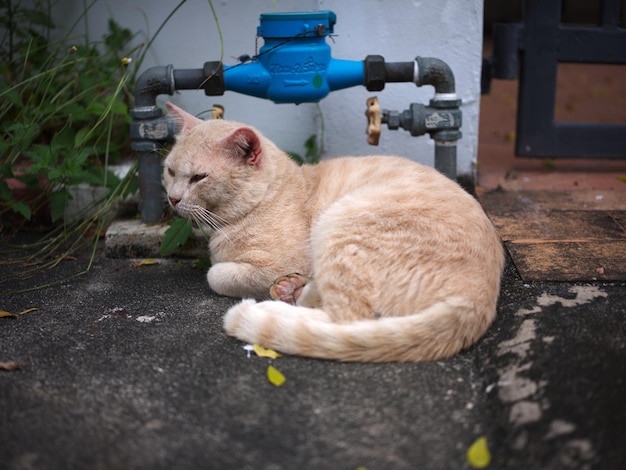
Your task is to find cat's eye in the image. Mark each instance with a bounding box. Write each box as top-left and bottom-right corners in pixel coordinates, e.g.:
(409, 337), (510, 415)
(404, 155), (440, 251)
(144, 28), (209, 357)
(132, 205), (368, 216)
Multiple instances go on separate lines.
(189, 173), (208, 184)
(167, 168), (175, 177)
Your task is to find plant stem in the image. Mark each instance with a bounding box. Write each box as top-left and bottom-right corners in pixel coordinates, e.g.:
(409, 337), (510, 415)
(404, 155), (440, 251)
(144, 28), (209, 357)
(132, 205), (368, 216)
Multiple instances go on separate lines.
(132, 0), (188, 82)
(208, 0), (224, 64)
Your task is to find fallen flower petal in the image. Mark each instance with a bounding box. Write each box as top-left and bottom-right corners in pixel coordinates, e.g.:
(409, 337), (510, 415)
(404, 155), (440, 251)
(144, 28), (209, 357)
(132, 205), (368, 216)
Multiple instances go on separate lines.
(131, 258), (160, 267)
(467, 436), (491, 468)
(267, 365), (286, 387)
(253, 343), (282, 359)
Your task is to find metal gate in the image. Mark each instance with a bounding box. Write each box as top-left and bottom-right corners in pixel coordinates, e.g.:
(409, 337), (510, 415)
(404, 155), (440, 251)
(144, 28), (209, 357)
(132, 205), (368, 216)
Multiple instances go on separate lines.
(483, 0), (626, 159)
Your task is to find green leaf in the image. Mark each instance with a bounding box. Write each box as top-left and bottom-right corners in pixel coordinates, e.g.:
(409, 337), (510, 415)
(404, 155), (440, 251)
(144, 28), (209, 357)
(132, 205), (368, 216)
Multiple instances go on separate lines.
(11, 201), (32, 220)
(71, 165), (118, 188)
(121, 172), (139, 198)
(3, 88), (23, 109)
(86, 101), (107, 116)
(303, 134), (319, 162)
(287, 151), (305, 165)
(50, 127), (75, 154)
(105, 95), (128, 115)
(287, 134), (320, 166)
(74, 127), (90, 148)
(103, 170), (122, 189)
(22, 144), (50, 166)
(0, 181), (12, 199)
(49, 188), (71, 222)
(161, 218), (193, 256)
(192, 256), (211, 270)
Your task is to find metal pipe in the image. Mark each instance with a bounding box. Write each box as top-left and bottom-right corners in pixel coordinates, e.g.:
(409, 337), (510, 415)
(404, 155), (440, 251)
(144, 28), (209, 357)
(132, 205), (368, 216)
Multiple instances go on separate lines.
(132, 66), (173, 224)
(172, 68), (205, 89)
(138, 151), (164, 223)
(414, 56), (456, 94)
(414, 57), (460, 179)
(130, 11), (465, 223)
(132, 62), (226, 223)
(383, 62), (415, 82)
(134, 65), (174, 108)
(434, 141), (457, 180)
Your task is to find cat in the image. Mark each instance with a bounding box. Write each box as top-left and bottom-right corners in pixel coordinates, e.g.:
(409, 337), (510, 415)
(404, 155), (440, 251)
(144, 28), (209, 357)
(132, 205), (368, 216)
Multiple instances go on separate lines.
(163, 102), (504, 362)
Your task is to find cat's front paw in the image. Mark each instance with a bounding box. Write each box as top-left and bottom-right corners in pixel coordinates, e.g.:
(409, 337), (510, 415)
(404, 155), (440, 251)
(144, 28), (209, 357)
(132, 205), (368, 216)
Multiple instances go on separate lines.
(269, 273), (309, 305)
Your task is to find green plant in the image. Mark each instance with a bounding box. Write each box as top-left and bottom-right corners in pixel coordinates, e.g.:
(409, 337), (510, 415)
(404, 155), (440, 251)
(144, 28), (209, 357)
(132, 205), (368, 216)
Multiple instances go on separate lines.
(161, 217), (194, 256)
(287, 134), (322, 165)
(0, 161), (138, 296)
(0, 0), (192, 294)
(288, 104), (325, 165)
(0, 0), (140, 224)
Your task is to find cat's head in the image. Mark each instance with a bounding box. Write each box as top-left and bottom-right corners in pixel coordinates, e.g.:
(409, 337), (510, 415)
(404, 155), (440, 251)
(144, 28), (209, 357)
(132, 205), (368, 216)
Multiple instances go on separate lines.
(163, 102), (276, 226)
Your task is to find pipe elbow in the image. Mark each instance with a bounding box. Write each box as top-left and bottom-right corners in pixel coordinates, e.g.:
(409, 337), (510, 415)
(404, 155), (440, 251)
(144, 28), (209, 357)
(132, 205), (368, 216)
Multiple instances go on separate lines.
(415, 57), (456, 95)
(134, 65), (175, 108)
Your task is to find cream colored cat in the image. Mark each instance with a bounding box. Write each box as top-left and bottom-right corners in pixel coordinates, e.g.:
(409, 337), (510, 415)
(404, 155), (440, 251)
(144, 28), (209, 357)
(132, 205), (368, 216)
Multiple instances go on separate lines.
(163, 102), (504, 362)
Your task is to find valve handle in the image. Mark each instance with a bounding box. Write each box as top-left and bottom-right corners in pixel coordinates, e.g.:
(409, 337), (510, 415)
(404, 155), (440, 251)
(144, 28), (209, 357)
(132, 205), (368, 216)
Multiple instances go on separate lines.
(365, 96), (381, 145)
(212, 104), (224, 119)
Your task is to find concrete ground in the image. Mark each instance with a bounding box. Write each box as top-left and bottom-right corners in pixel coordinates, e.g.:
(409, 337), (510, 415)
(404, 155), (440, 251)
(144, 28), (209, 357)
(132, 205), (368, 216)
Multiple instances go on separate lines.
(2, 39), (625, 470)
(2, 198), (626, 470)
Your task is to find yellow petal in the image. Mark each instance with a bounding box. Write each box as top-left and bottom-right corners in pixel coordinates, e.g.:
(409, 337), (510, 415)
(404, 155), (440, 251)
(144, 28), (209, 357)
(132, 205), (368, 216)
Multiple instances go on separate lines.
(467, 436), (491, 469)
(267, 365), (286, 387)
(0, 311), (18, 319)
(131, 258), (159, 267)
(253, 343), (282, 359)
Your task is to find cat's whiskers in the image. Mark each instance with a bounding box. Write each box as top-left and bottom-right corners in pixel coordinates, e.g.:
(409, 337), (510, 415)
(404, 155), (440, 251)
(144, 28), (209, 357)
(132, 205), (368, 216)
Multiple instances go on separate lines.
(186, 205), (231, 242)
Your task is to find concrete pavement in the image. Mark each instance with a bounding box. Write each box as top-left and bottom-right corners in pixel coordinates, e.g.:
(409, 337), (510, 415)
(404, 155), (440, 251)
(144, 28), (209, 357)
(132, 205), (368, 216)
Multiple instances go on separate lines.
(1, 229), (625, 469)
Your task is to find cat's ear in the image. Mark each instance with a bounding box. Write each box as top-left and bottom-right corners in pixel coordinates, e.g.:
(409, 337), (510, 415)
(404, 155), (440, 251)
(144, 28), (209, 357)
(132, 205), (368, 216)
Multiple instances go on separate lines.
(226, 128), (262, 167)
(166, 102), (203, 134)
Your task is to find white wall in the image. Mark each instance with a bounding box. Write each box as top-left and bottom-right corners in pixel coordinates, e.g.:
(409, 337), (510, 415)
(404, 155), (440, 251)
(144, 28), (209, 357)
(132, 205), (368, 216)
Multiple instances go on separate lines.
(55, 0), (483, 180)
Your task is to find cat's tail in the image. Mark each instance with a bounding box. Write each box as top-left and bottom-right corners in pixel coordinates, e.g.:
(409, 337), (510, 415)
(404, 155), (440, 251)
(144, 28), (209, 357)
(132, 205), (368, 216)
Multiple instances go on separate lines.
(223, 297), (493, 362)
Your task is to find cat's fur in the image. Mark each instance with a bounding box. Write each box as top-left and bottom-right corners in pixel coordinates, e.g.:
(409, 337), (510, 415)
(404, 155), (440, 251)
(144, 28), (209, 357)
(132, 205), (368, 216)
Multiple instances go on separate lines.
(163, 102), (504, 362)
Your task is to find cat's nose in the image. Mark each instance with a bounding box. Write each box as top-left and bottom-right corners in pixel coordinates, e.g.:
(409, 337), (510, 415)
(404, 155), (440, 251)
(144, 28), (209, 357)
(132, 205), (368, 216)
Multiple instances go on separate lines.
(168, 196), (180, 207)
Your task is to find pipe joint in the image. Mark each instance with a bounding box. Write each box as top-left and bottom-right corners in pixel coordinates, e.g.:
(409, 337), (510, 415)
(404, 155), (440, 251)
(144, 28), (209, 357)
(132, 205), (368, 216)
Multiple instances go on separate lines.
(130, 115), (181, 150)
(382, 103), (461, 139)
(134, 65), (175, 108)
(364, 55), (386, 91)
(414, 56), (456, 95)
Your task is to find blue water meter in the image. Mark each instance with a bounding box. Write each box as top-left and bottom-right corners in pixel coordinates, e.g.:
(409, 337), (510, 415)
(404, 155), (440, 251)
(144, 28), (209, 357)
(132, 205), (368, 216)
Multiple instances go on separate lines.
(223, 10), (364, 103)
(256, 10), (337, 38)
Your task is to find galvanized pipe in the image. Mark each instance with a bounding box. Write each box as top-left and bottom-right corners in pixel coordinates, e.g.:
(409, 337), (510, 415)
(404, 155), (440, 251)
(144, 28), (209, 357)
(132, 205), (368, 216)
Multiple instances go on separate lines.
(415, 56), (461, 179)
(130, 11), (464, 222)
(132, 63), (224, 223)
(434, 141), (458, 181)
